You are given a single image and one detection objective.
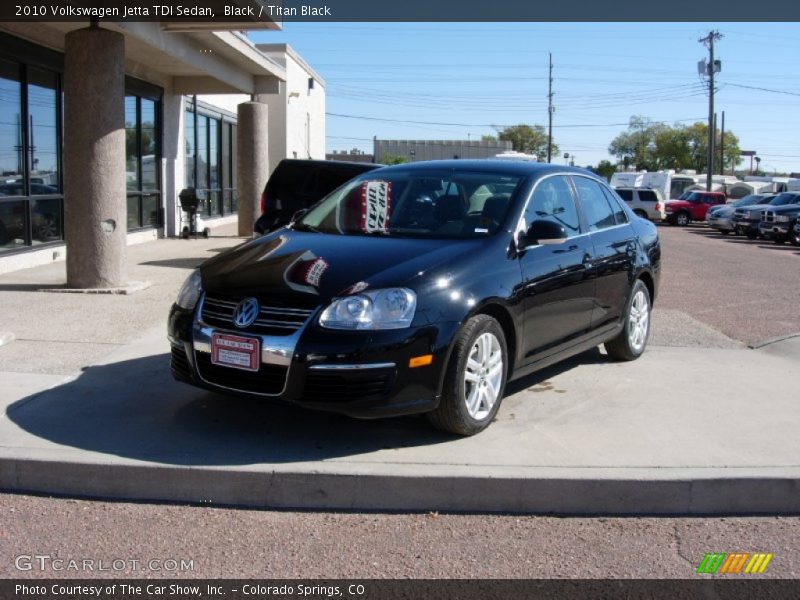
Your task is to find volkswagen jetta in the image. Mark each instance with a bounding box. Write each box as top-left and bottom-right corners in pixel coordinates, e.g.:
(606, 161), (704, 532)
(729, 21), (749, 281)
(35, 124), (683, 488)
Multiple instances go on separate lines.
(168, 161), (660, 435)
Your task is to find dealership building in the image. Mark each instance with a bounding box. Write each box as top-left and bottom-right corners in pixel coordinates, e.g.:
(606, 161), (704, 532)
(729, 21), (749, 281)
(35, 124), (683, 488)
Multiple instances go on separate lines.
(0, 16), (325, 283)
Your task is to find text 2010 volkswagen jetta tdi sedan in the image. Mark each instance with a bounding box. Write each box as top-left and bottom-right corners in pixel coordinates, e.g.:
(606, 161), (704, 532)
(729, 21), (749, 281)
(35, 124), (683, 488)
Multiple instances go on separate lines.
(168, 161), (660, 435)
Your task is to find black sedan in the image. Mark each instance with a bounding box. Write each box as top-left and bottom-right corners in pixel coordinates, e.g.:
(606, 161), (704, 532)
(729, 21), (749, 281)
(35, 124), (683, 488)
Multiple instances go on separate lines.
(168, 161), (660, 435)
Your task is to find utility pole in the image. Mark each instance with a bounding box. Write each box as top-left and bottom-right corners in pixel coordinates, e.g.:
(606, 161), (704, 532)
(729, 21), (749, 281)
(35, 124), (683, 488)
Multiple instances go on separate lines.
(720, 110), (725, 175)
(699, 30), (723, 191)
(547, 52), (553, 163)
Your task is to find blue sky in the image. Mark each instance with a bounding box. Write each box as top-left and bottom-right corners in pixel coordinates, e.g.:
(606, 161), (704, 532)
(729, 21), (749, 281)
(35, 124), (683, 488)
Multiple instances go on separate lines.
(250, 23), (800, 174)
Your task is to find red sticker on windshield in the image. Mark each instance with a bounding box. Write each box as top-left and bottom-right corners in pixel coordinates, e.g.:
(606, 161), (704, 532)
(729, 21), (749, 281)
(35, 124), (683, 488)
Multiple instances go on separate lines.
(360, 181), (391, 233)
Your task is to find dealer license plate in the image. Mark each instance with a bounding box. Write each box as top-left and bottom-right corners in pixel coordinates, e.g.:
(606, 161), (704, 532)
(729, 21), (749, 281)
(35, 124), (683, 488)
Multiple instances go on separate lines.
(211, 332), (260, 372)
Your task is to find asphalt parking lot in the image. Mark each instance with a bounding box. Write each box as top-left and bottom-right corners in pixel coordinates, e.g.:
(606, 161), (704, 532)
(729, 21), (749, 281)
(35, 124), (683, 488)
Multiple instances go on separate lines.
(655, 223), (800, 346)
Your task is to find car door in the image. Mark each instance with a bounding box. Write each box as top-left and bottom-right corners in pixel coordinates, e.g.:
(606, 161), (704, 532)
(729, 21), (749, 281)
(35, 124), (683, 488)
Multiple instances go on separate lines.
(571, 175), (636, 331)
(517, 174), (595, 362)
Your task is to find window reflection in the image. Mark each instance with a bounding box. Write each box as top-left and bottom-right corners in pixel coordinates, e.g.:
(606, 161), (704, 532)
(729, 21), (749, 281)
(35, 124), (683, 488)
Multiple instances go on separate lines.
(125, 95), (138, 192)
(0, 59), (23, 190)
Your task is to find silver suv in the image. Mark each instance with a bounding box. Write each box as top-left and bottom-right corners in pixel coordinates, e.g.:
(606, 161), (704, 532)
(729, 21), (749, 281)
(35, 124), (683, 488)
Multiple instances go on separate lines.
(614, 187), (667, 221)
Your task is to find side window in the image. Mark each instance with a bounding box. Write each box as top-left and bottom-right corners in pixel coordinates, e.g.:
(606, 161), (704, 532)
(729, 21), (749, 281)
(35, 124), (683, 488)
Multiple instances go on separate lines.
(573, 176), (618, 231)
(601, 186), (629, 224)
(615, 189), (633, 201)
(638, 190), (657, 202)
(524, 175), (581, 237)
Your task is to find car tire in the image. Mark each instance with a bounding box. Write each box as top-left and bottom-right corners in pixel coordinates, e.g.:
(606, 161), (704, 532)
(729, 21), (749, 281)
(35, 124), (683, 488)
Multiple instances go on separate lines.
(720, 229), (731, 235)
(746, 231), (758, 240)
(774, 236), (786, 245)
(791, 230), (800, 247)
(427, 314), (508, 436)
(604, 279), (651, 362)
(675, 212), (690, 226)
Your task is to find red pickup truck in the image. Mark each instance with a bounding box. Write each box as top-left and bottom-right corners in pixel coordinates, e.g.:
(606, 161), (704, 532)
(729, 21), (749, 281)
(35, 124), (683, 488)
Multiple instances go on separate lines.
(665, 191), (726, 226)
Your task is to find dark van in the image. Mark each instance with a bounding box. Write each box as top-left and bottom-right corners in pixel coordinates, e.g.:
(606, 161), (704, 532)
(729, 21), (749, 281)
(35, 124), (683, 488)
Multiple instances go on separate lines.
(254, 159), (382, 235)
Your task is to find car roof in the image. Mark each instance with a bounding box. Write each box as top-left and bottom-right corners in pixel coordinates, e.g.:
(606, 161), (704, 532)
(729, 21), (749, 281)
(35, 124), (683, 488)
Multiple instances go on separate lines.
(277, 158), (383, 169)
(369, 159), (599, 180)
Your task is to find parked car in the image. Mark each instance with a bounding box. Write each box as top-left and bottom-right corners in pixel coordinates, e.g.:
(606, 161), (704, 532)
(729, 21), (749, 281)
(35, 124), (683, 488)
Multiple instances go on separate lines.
(169, 161), (660, 436)
(733, 192), (800, 239)
(664, 191), (726, 226)
(613, 187), (666, 221)
(706, 194), (775, 235)
(254, 159), (383, 235)
(757, 193), (800, 244)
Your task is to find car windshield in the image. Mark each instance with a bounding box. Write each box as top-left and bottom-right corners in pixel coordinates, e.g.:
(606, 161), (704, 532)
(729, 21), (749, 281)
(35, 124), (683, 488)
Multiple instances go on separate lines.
(769, 193), (800, 206)
(296, 169), (524, 239)
(733, 195), (764, 207)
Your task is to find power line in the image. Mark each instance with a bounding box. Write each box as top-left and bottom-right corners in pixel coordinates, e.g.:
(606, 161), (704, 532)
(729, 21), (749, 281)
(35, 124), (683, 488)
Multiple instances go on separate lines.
(724, 82), (800, 97)
(326, 112), (706, 129)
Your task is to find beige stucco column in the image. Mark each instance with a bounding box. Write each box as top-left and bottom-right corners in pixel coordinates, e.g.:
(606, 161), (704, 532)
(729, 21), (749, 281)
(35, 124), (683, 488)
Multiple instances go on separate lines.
(236, 101), (269, 236)
(63, 26), (127, 288)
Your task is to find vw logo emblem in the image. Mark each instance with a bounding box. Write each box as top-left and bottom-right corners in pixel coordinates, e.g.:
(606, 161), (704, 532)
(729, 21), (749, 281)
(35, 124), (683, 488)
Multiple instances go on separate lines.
(232, 297), (259, 328)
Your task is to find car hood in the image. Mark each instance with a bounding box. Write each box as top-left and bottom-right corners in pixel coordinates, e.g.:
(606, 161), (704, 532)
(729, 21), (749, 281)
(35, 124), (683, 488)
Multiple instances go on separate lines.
(761, 204), (800, 214)
(665, 200), (689, 208)
(199, 230), (487, 307)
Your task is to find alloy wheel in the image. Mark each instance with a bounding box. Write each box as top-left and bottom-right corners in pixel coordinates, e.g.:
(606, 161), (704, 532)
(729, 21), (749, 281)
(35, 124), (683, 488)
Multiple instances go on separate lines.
(463, 332), (503, 420)
(627, 289), (650, 353)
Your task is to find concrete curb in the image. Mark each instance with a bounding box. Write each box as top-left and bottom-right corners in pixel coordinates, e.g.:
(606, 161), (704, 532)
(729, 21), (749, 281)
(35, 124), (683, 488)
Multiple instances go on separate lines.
(2, 458), (799, 515)
(748, 332), (800, 350)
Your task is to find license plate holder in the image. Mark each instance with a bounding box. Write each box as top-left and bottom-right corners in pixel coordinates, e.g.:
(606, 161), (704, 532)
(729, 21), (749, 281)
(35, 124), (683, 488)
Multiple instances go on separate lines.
(211, 332), (260, 372)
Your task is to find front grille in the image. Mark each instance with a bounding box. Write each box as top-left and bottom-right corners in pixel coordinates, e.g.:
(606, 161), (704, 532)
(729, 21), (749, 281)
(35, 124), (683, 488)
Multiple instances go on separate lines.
(302, 368), (395, 403)
(195, 351), (288, 395)
(764, 211), (775, 223)
(201, 295), (314, 336)
(170, 345), (193, 379)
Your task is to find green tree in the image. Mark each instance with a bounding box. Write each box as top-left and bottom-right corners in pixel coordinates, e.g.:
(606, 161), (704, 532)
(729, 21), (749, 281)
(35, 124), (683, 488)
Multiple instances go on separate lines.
(609, 117), (741, 173)
(608, 116), (666, 171)
(495, 124), (556, 158)
(380, 153), (408, 165)
(593, 160), (617, 181)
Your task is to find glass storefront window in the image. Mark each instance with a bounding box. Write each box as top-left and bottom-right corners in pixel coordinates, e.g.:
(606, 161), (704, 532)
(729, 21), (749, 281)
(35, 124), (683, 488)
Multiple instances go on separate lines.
(184, 102), (237, 219)
(0, 200), (27, 251)
(126, 92), (162, 230)
(141, 98), (157, 192)
(196, 114), (208, 193)
(28, 67), (59, 194)
(0, 59), (23, 194)
(31, 197), (61, 245)
(184, 109), (195, 188)
(125, 96), (139, 192)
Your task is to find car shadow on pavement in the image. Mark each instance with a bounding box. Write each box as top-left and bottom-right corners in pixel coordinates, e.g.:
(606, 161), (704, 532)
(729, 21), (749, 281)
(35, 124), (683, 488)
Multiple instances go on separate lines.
(5, 349), (603, 467)
(139, 258), (211, 270)
(0, 283), (68, 292)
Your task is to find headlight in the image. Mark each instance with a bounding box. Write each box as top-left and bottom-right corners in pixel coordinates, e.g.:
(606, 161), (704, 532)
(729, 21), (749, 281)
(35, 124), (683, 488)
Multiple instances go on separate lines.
(176, 269), (203, 310)
(319, 288), (417, 330)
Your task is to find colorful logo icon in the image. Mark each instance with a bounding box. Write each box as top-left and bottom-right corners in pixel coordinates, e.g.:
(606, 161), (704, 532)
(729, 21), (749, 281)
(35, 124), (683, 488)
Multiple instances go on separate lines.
(696, 552), (773, 574)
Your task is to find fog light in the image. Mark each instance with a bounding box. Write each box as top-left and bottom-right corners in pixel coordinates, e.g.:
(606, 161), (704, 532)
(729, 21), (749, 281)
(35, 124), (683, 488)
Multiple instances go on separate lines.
(409, 354), (433, 368)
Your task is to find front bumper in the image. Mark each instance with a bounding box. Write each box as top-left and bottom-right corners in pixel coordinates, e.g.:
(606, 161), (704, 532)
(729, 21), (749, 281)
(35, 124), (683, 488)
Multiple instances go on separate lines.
(707, 215), (734, 231)
(168, 301), (459, 418)
(758, 221), (790, 239)
(733, 218), (760, 235)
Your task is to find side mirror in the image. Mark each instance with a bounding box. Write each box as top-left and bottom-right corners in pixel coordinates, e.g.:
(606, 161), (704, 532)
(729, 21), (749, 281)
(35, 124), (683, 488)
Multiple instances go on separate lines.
(520, 220), (568, 247)
(289, 209), (308, 225)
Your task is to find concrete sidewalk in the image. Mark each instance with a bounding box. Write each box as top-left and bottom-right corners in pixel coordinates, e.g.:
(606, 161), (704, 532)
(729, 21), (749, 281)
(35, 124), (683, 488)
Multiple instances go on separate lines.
(0, 231), (799, 514)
